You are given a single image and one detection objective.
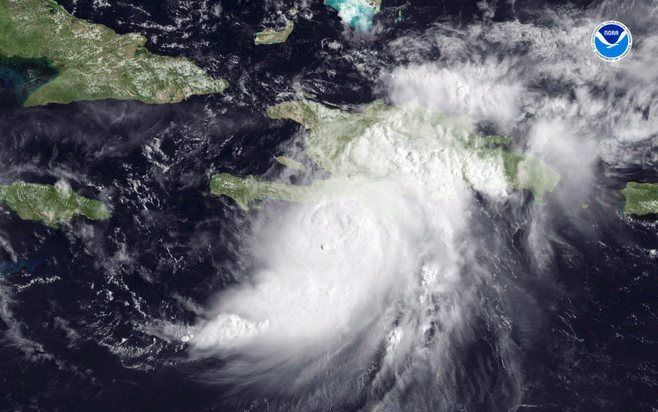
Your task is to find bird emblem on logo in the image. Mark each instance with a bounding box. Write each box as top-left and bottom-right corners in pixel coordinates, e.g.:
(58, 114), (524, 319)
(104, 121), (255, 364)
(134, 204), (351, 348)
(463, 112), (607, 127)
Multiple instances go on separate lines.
(592, 21), (632, 61)
(594, 30), (628, 48)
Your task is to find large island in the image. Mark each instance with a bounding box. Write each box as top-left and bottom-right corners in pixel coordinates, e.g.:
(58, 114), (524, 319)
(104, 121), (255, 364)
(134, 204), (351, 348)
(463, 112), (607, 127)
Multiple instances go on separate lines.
(0, 0), (228, 106)
(621, 182), (658, 216)
(0, 182), (110, 227)
(211, 100), (560, 210)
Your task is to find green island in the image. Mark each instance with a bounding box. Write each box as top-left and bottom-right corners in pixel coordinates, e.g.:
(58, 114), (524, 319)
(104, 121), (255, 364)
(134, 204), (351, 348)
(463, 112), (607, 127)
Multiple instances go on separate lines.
(254, 18), (294, 45)
(0, 182), (110, 227)
(621, 182), (658, 216)
(211, 100), (560, 210)
(324, 0), (382, 31)
(0, 0), (227, 107)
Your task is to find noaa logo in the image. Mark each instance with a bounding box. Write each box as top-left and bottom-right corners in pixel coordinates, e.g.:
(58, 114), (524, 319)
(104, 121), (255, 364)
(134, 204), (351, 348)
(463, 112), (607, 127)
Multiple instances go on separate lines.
(592, 21), (632, 61)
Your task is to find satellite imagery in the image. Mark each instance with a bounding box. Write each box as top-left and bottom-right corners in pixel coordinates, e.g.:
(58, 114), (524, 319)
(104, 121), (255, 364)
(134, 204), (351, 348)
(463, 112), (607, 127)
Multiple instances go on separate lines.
(0, 0), (656, 411)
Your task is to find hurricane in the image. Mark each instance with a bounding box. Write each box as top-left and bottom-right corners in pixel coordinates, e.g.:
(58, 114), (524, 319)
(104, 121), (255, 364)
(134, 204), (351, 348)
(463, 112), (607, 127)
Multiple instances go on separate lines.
(1, 0), (656, 410)
(187, 102), (530, 409)
(192, 189), (524, 409)
(183, 1), (657, 410)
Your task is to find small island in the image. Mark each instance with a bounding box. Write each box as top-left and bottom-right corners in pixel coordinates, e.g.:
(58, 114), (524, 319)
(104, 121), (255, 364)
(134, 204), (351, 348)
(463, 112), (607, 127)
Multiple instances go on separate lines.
(0, 0), (228, 106)
(0, 182), (111, 227)
(621, 182), (658, 216)
(254, 18), (294, 45)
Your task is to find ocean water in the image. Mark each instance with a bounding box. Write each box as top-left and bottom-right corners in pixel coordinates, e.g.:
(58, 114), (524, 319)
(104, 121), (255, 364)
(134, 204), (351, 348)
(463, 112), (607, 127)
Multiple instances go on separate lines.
(0, 0), (656, 411)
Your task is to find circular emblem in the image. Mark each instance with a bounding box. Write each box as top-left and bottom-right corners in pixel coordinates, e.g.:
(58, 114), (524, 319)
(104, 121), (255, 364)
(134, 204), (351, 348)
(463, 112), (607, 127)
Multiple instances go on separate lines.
(592, 21), (632, 62)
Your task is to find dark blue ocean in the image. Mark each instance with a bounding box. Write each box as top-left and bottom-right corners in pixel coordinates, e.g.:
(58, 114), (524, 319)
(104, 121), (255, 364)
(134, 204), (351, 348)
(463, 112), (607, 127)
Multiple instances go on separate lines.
(0, 1), (656, 411)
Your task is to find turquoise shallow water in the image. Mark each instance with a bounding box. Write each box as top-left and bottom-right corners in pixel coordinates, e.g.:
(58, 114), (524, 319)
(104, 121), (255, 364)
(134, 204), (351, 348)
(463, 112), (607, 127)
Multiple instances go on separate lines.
(0, 56), (56, 105)
(324, 0), (377, 31)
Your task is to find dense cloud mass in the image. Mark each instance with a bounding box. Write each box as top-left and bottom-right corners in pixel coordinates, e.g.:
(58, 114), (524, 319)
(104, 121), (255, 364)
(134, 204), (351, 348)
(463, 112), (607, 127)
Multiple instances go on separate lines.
(180, 1), (657, 410)
(0, 0), (656, 411)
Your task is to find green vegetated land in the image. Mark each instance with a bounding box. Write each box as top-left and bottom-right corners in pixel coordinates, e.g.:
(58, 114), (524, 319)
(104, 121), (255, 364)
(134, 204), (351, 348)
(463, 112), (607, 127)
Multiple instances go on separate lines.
(0, 182), (110, 227)
(254, 18), (294, 45)
(211, 100), (560, 210)
(0, 0), (227, 106)
(621, 182), (658, 216)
